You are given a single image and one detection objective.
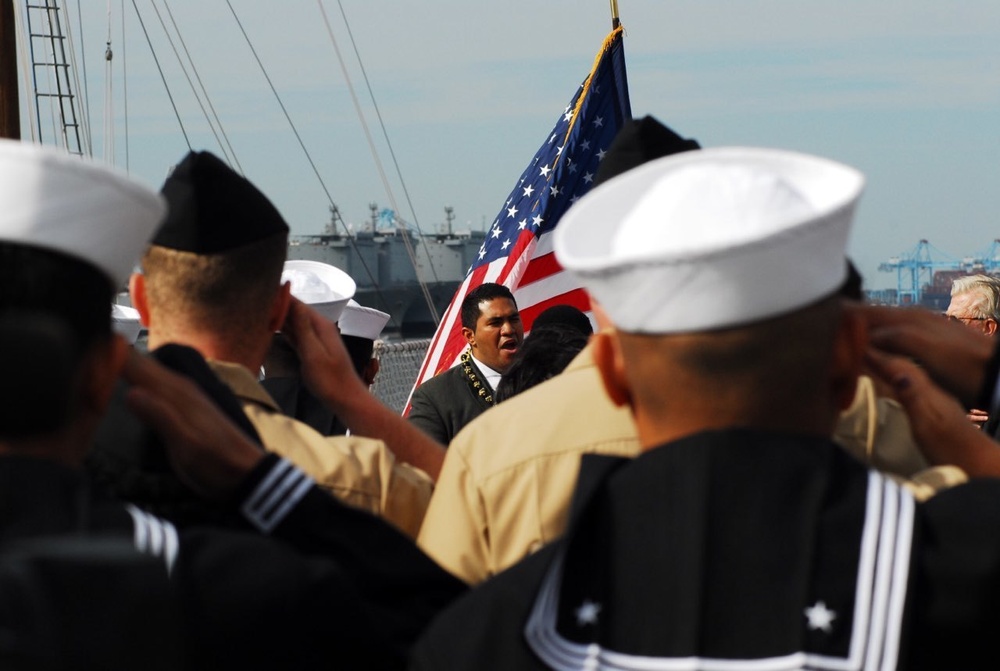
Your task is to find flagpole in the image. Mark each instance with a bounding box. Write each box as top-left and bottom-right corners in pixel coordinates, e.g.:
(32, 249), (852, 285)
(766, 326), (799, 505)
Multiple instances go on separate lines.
(609, 0), (620, 28)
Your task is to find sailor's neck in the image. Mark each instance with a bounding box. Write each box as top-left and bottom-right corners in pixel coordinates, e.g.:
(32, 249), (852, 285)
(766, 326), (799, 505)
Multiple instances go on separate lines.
(146, 329), (265, 373)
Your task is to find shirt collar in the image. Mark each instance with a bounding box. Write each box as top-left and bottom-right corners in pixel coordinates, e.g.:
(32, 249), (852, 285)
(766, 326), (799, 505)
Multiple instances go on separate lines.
(469, 352), (502, 391)
(206, 359), (281, 411)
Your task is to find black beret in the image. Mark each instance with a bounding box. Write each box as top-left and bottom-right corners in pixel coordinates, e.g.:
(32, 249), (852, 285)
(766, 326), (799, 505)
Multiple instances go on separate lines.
(153, 151), (289, 253)
(594, 115), (700, 187)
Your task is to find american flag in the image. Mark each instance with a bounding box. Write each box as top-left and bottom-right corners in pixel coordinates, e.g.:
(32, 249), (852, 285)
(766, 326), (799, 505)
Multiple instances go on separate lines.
(408, 26), (631, 400)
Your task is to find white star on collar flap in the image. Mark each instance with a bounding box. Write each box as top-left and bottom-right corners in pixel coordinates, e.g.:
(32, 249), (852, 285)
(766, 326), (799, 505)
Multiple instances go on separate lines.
(804, 600), (837, 633)
(574, 599), (602, 627)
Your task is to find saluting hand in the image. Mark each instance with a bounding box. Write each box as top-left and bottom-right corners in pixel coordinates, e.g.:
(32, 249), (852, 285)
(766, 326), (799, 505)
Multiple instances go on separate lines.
(862, 304), (995, 409)
(280, 297), (446, 479)
(865, 346), (1000, 477)
(280, 297), (368, 409)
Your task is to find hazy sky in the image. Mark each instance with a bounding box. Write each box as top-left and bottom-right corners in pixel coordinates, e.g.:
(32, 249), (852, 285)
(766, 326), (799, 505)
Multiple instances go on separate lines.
(17, 1), (1000, 290)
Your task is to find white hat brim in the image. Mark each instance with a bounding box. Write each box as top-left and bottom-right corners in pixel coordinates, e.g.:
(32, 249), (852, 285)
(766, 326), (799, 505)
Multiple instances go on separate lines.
(282, 259), (357, 323)
(0, 140), (165, 287)
(554, 147), (864, 333)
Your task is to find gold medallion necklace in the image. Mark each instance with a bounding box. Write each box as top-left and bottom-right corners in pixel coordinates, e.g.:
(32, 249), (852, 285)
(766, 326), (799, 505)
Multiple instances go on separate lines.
(461, 350), (494, 405)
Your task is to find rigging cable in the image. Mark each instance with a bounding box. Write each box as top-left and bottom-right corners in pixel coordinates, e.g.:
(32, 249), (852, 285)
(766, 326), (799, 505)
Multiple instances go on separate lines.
(121, 0), (130, 171)
(223, 0), (397, 327)
(56, 0), (86, 154)
(333, 0), (443, 288)
(148, 0), (233, 168)
(58, 0), (90, 155)
(36, 5), (62, 147)
(49, 0), (87, 155)
(317, 0), (440, 324)
(103, 0), (114, 163)
(161, 0), (242, 174)
(12, 3), (40, 142)
(70, 0), (93, 154)
(129, 0), (191, 150)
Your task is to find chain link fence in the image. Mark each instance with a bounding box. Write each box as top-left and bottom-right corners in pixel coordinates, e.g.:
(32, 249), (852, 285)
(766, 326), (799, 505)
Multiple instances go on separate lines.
(371, 339), (431, 414)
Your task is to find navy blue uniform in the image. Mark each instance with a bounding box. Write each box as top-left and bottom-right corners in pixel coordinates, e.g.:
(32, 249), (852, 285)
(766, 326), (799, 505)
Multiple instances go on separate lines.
(413, 429), (1000, 670)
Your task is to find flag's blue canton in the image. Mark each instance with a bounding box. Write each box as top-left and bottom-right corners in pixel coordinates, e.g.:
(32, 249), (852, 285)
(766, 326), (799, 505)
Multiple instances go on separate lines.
(471, 36), (631, 272)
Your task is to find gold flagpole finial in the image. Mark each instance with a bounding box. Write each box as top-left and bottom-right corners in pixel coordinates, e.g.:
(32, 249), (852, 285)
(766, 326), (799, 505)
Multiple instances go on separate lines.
(609, 0), (620, 28)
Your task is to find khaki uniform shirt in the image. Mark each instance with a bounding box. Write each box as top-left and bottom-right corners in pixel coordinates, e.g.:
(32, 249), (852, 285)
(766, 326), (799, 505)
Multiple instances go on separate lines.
(209, 361), (432, 538)
(418, 350), (965, 585)
(417, 346), (639, 585)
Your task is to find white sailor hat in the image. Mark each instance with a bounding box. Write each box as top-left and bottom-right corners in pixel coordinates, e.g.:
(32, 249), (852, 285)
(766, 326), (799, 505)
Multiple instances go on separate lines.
(281, 260), (356, 323)
(111, 304), (143, 344)
(0, 139), (165, 287)
(554, 147), (864, 333)
(338, 299), (390, 340)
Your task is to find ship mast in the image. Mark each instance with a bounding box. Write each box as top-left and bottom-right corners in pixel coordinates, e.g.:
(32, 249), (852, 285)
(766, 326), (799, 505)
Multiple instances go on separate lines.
(0, 0), (20, 139)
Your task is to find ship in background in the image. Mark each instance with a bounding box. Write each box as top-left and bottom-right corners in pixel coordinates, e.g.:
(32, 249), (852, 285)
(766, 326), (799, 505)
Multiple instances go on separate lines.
(869, 239), (1000, 311)
(288, 204), (485, 339)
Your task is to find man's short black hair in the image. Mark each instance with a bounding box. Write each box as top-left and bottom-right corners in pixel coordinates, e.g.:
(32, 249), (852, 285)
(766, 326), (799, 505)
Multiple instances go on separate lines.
(495, 323), (588, 402)
(460, 283), (517, 330)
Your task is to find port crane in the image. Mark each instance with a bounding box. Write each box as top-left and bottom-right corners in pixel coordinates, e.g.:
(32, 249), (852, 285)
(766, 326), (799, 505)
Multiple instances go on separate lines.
(879, 239), (959, 305)
(879, 239), (1000, 305)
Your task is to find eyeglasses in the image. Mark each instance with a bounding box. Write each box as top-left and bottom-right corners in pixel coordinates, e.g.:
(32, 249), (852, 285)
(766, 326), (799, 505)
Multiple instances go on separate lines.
(944, 314), (988, 323)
